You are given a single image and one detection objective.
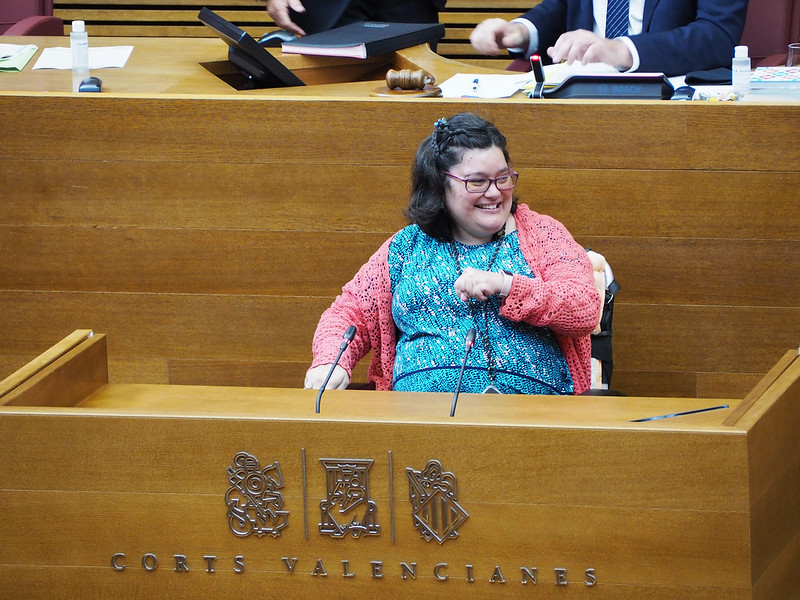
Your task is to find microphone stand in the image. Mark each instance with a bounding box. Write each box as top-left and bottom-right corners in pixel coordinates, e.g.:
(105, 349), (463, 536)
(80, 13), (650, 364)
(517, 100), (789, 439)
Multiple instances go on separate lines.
(450, 328), (476, 417)
(315, 325), (356, 414)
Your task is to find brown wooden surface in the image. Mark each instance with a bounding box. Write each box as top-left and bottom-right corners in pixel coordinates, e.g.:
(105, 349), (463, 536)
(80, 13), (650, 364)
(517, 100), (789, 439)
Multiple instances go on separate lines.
(0, 329), (93, 398)
(0, 37), (799, 399)
(0, 335), (798, 599)
(0, 36), (454, 94)
(49, 0), (539, 68)
(0, 332), (108, 407)
(743, 355), (800, 599)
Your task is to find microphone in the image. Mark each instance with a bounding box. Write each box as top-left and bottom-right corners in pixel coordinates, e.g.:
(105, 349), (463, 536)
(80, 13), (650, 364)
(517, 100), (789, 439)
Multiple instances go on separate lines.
(315, 325), (356, 414)
(450, 328), (476, 417)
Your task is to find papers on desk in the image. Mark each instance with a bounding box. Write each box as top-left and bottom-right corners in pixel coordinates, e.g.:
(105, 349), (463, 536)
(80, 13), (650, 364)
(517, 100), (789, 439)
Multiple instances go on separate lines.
(32, 46), (134, 70)
(439, 62), (621, 98)
(0, 44), (38, 72)
(520, 61), (622, 95)
(540, 61), (620, 84)
(439, 73), (533, 98)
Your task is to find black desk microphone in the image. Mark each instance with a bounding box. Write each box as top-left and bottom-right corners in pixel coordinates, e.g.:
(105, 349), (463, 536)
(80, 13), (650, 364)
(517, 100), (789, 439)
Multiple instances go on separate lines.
(315, 325), (356, 414)
(450, 328), (476, 417)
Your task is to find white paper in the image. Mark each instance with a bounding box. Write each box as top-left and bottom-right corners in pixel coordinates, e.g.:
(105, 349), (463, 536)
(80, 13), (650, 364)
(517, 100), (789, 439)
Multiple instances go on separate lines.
(541, 61), (620, 84)
(32, 46), (134, 70)
(0, 43), (36, 60)
(439, 73), (533, 98)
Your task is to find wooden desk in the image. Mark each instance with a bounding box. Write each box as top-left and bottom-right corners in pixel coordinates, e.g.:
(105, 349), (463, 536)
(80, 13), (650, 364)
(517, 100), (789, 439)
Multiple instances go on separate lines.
(0, 37), (798, 399)
(46, 0), (537, 70)
(1, 331), (798, 599)
(0, 36), (502, 96)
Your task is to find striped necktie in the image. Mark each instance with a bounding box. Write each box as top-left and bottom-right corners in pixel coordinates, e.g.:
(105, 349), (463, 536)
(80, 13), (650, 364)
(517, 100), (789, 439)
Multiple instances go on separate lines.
(605, 0), (629, 38)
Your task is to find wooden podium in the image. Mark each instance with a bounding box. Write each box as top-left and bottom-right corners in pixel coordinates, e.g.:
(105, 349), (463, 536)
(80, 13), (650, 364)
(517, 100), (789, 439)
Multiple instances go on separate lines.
(1, 331), (799, 599)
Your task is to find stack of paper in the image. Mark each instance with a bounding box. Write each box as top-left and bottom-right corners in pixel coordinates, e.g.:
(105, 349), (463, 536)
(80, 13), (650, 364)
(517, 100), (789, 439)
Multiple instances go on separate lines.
(0, 44), (39, 72)
(538, 61), (619, 85)
(439, 73), (533, 98)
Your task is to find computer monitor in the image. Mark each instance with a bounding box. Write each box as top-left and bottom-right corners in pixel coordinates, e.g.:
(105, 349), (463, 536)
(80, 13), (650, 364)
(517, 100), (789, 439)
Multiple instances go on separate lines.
(198, 7), (305, 89)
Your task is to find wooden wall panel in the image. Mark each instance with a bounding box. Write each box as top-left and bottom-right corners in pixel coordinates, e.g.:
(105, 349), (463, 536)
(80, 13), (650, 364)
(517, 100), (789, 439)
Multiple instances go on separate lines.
(0, 161), (412, 231)
(0, 227), (386, 295)
(1, 94), (798, 399)
(1, 226), (796, 307)
(0, 292), (796, 397)
(2, 162), (797, 239)
(0, 291), (327, 362)
(4, 99), (797, 172)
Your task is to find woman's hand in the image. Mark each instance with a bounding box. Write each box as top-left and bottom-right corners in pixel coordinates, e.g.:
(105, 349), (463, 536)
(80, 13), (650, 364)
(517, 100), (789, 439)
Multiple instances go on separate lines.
(304, 364), (350, 390)
(454, 268), (506, 302)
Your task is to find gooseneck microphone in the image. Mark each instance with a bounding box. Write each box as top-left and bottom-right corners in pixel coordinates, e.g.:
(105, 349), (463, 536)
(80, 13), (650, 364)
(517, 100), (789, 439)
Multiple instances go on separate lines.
(450, 328), (476, 417)
(315, 325), (356, 414)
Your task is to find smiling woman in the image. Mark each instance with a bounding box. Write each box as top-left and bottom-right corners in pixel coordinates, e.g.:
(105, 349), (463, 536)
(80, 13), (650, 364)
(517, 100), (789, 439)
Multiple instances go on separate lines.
(305, 112), (601, 396)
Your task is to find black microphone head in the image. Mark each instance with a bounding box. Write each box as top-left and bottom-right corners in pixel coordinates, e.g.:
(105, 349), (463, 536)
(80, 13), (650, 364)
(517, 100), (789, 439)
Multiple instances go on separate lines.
(344, 325), (356, 342)
(465, 328), (476, 348)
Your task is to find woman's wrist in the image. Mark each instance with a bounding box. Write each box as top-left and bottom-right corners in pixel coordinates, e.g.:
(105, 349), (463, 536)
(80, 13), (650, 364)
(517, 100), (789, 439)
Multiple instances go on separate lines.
(498, 270), (513, 298)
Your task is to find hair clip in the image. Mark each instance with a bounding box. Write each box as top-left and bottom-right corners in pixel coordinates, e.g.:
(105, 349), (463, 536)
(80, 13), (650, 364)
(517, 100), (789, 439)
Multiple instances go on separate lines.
(434, 117), (448, 129)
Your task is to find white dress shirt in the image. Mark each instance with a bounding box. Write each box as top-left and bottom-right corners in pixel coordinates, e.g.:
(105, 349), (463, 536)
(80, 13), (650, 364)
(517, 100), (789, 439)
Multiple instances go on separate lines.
(513, 0), (646, 71)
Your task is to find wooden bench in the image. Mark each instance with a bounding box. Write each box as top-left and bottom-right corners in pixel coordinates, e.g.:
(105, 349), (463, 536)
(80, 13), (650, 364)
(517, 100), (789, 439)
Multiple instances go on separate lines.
(52, 0), (538, 68)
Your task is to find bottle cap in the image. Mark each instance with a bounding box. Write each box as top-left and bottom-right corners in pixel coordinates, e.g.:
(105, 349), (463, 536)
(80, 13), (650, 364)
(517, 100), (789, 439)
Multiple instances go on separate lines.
(72, 20), (85, 33)
(734, 45), (748, 58)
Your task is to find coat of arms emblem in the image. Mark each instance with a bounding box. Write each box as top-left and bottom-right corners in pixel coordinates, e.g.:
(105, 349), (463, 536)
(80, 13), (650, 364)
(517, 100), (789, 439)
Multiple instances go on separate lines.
(319, 458), (380, 538)
(406, 459), (468, 544)
(225, 452), (289, 537)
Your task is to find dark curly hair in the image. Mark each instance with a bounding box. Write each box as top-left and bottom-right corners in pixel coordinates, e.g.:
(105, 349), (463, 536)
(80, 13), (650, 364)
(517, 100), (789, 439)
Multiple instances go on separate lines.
(405, 112), (517, 240)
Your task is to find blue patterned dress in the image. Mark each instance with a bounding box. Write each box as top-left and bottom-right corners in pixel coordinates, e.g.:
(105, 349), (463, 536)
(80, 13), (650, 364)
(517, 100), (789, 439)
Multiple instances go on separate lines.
(388, 225), (573, 395)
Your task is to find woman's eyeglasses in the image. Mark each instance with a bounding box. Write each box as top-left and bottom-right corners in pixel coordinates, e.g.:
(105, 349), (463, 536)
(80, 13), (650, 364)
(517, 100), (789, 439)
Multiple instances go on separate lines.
(445, 171), (519, 193)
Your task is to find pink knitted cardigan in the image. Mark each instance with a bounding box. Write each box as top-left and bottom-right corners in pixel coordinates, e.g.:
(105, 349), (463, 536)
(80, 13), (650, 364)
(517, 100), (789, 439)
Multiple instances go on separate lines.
(310, 204), (601, 394)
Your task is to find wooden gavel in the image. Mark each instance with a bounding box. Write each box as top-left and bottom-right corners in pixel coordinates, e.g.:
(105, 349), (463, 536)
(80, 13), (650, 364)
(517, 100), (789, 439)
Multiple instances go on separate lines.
(385, 69), (435, 90)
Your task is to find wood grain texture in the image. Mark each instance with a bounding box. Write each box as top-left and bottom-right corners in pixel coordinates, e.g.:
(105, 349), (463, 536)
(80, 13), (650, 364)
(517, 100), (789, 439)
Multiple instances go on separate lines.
(744, 359), (800, 600)
(1, 41), (799, 399)
(0, 329), (93, 398)
(0, 333), (108, 407)
(0, 338), (797, 599)
(49, 0), (539, 68)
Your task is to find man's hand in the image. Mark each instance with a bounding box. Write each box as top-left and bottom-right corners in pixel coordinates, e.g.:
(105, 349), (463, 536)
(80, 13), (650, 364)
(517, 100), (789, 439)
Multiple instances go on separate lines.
(267, 0), (307, 36)
(470, 19), (530, 55)
(547, 29), (633, 69)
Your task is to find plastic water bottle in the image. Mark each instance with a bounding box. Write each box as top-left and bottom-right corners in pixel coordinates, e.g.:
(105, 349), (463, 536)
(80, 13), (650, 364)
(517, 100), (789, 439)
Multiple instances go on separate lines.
(732, 45), (750, 96)
(70, 20), (89, 92)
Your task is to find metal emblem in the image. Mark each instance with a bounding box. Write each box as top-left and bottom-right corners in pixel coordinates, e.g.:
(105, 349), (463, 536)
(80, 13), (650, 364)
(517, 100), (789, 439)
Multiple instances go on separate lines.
(406, 459), (468, 544)
(319, 458), (380, 538)
(225, 452), (289, 537)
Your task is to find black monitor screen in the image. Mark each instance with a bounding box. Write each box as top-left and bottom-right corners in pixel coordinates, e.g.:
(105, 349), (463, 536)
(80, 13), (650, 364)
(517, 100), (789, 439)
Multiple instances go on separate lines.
(198, 7), (305, 89)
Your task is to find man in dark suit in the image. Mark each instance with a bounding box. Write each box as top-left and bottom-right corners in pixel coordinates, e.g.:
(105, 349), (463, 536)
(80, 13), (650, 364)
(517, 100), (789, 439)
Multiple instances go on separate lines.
(267, 0), (445, 37)
(470, 0), (750, 76)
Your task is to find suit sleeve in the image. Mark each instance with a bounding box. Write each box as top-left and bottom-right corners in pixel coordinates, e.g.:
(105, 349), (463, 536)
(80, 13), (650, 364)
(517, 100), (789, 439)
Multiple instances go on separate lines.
(518, 0), (570, 55)
(630, 0), (749, 75)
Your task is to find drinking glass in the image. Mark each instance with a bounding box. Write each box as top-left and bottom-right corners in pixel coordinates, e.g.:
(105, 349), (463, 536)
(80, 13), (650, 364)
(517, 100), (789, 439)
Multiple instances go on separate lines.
(787, 43), (800, 67)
